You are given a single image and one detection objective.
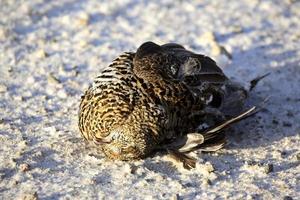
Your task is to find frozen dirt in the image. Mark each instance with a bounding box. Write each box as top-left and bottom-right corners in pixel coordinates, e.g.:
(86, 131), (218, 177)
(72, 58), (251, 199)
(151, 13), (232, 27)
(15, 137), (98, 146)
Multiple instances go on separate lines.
(0, 0), (299, 199)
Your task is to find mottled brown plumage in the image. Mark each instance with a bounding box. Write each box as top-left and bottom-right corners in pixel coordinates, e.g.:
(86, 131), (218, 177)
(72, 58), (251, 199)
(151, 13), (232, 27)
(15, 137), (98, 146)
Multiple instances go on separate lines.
(79, 41), (261, 169)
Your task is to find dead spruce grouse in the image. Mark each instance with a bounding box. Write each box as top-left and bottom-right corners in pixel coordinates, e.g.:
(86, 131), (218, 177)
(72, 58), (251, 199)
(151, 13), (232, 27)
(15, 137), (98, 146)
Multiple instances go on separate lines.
(79, 41), (266, 169)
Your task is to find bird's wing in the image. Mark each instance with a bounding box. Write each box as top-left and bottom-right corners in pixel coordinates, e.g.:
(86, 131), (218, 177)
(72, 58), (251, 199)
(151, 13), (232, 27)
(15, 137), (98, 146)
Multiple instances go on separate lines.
(133, 42), (203, 108)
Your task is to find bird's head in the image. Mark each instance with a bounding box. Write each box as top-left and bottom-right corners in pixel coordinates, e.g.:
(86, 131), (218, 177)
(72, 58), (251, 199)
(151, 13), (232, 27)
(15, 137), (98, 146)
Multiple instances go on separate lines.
(96, 126), (157, 161)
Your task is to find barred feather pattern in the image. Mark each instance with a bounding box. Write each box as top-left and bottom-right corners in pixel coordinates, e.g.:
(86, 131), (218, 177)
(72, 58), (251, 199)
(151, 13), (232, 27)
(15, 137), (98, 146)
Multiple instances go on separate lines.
(79, 42), (250, 163)
(78, 52), (176, 160)
(79, 52), (137, 141)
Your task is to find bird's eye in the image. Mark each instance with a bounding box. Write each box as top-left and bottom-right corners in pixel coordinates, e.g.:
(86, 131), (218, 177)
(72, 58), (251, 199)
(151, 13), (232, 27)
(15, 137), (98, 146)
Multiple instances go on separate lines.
(170, 64), (178, 75)
(109, 146), (122, 156)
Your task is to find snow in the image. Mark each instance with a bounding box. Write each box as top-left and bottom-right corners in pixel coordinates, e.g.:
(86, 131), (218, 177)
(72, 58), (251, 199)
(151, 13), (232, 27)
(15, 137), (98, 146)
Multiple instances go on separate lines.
(0, 0), (299, 199)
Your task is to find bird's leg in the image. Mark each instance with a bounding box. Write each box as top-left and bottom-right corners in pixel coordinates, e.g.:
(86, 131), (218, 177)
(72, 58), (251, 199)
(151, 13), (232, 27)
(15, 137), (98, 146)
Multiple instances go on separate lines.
(162, 132), (204, 169)
(164, 104), (264, 169)
(167, 148), (196, 170)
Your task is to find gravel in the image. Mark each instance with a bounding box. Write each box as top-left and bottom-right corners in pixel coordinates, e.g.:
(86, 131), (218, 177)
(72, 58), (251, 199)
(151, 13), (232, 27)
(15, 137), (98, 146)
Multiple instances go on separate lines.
(0, 0), (299, 199)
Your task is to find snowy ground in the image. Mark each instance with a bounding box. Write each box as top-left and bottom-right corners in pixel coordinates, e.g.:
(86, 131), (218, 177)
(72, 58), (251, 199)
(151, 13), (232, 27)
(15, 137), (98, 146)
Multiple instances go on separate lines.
(0, 0), (300, 199)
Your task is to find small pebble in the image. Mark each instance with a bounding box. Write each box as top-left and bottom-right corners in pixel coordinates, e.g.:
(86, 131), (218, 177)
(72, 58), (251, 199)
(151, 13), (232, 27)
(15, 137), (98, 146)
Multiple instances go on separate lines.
(211, 42), (222, 56)
(296, 153), (300, 161)
(282, 122), (292, 127)
(145, 178), (155, 183)
(171, 193), (179, 200)
(60, 15), (71, 25)
(19, 140), (28, 148)
(205, 162), (215, 173)
(283, 196), (293, 200)
(26, 76), (35, 84)
(130, 165), (138, 174)
(20, 191), (38, 200)
(0, 84), (7, 93)
(15, 151), (23, 157)
(13, 180), (19, 185)
(208, 172), (218, 182)
(19, 163), (30, 172)
(47, 73), (61, 84)
(57, 89), (67, 99)
(220, 45), (232, 59)
(0, 172), (4, 180)
(122, 163), (132, 175)
(203, 178), (212, 186)
(0, 27), (8, 40)
(44, 126), (57, 135)
(280, 151), (287, 157)
(286, 111), (294, 117)
(33, 151), (44, 159)
(76, 12), (90, 26)
(13, 95), (24, 101)
(34, 49), (48, 59)
(263, 163), (274, 174)
(199, 31), (216, 45)
(231, 25), (244, 34)
(78, 40), (88, 48)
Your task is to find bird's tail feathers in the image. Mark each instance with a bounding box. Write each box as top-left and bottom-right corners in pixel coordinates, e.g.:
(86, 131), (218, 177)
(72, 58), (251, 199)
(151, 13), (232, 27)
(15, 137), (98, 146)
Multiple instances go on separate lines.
(166, 98), (269, 169)
(249, 72), (271, 91)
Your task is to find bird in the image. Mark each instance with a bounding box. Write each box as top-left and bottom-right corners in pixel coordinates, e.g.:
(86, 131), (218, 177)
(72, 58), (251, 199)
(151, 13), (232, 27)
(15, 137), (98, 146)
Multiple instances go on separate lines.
(78, 41), (265, 169)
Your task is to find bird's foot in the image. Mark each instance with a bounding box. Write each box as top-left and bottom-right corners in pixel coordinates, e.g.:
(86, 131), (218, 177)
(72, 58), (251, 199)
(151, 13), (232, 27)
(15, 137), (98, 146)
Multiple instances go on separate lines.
(163, 132), (206, 169)
(167, 148), (196, 170)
